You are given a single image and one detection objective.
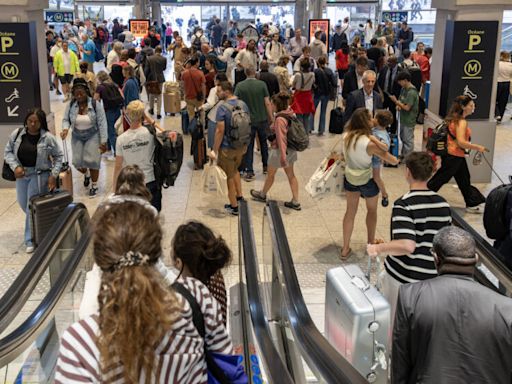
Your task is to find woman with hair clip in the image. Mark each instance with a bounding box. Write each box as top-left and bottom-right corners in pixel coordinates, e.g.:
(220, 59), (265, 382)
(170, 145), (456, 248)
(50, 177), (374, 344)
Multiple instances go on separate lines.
(172, 221), (232, 326)
(56, 200), (232, 383)
(250, 92), (302, 211)
(428, 95), (488, 213)
(341, 107), (398, 260)
(4, 109), (63, 253)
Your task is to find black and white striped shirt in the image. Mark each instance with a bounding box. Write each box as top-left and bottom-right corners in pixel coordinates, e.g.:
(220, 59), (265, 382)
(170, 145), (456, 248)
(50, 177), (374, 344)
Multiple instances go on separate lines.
(384, 190), (452, 284)
(55, 277), (232, 383)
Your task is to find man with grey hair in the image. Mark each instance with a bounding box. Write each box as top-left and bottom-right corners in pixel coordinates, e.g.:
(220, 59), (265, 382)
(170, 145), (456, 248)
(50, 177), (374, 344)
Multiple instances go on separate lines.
(392, 226), (512, 384)
(343, 69), (382, 126)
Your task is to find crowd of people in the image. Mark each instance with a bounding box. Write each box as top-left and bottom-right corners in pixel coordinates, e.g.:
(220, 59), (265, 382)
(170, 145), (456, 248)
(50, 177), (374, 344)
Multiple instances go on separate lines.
(1, 13), (510, 383)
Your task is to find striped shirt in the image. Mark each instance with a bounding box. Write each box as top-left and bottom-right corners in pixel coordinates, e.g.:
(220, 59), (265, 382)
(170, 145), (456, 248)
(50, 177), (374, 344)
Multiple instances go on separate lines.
(55, 277), (233, 383)
(384, 190), (452, 284)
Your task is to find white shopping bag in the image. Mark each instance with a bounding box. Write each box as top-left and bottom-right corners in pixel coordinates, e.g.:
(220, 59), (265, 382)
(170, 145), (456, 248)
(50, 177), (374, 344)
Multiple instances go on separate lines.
(305, 155), (345, 198)
(202, 161), (228, 197)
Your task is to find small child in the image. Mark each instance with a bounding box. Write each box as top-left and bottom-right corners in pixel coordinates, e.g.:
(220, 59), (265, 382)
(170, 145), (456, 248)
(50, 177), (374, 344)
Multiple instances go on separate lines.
(371, 110), (394, 207)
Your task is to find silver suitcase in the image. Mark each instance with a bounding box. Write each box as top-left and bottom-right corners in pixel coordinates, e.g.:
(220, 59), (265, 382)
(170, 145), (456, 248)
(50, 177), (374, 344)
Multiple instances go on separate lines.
(325, 264), (390, 384)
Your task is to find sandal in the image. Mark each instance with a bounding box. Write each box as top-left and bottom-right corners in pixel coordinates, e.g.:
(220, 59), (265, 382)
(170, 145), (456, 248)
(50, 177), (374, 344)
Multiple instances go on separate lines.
(340, 248), (352, 261)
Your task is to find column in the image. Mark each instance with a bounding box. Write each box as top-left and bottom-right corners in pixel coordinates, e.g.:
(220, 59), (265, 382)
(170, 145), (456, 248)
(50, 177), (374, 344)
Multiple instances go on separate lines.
(151, 1), (161, 23)
(295, 0), (307, 31)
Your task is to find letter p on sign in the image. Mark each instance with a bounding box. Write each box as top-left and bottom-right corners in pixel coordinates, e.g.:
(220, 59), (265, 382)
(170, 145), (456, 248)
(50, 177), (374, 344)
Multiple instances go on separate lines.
(468, 35), (481, 51)
(0, 37), (13, 53)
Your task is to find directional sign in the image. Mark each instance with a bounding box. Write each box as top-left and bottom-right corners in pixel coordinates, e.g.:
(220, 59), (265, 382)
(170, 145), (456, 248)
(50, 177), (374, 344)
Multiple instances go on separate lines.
(382, 11), (408, 23)
(0, 23), (41, 123)
(44, 11), (74, 23)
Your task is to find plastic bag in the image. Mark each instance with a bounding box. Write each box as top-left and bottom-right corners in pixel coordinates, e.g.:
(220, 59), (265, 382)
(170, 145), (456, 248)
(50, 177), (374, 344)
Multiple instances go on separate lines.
(202, 161), (228, 197)
(305, 154), (345, 198)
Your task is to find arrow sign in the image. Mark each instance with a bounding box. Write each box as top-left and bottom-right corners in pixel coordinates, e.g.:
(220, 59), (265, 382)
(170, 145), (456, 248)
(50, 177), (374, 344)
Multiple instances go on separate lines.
(7, 105), (19, 117)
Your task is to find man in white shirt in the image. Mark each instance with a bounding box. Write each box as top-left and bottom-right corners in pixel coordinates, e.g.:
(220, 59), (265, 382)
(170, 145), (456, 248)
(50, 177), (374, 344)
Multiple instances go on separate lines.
(288, 28), (308, 64)
(235, 39), (260, 83)
(264, 33), (286, 73)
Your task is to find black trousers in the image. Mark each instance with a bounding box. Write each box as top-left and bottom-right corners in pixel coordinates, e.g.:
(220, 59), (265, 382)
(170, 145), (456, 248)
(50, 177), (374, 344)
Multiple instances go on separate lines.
(146, 180), (162, 212)
(495, 81), (510, 119)
(427, 155), (485, 208)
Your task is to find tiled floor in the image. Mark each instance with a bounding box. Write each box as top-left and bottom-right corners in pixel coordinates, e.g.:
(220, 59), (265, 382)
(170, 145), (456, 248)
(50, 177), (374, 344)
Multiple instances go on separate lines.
(1, 55), (512, 380)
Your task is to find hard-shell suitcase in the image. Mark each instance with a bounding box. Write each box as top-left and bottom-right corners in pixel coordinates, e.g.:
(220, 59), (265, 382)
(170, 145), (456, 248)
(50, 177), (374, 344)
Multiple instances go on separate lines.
(29, 173), (73, 247)
(329, 97), (344, 134)
(181, 108), (190, 134)
(193, 137), (207, 170)
(57, 139), (73, 196)
(325, 265), (390, 384)
(384, 134), (399, 168)
(164, 92), (181, 115)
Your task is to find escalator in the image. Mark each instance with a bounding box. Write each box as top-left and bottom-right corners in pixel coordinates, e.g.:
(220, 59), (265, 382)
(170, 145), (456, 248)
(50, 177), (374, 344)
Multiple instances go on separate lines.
(0, 200), (510, 383)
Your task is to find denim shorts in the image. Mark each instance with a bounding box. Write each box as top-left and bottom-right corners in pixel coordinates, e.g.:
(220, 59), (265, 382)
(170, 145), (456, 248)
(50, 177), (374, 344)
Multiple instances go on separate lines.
(71, 128), (101, 169)
(344, 177), (380, 198)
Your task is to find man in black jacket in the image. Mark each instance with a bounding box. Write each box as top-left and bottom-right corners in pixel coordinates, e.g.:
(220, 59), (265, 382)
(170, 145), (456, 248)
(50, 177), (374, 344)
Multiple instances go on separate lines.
(343, 69), (382, 126)
(348, 47), (377, 72)
(331, 24), (348, 52)
(258, 60), (279, 97)
(392, 226), (512, 384)
(377, 55), (402, 134)
(342, 56), (369, 100)
(397, 22), (413, 51)
(145, 46), (167, 119)
(367, 38), (383, 66)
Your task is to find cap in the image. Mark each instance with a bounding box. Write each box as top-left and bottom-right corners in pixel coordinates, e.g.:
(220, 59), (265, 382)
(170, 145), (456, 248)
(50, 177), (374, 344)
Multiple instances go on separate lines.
(123, 31), (135, 43)
(71, 78), (91, 97)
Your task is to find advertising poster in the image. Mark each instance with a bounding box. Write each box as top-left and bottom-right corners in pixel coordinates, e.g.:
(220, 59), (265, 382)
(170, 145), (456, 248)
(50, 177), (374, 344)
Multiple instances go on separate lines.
(0, 22), (41, 124)
(308, 19), (330, 53)
(440, 21), (499, 119)
(129, 19), (150, 39)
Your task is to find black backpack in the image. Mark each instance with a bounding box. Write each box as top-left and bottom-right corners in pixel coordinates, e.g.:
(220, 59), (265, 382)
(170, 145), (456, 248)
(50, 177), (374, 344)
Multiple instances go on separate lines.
(484, 183), (512, 240)
(146, 125), (184, 188)
(101, 83), (124, 110)
(426, 121), (454, 156)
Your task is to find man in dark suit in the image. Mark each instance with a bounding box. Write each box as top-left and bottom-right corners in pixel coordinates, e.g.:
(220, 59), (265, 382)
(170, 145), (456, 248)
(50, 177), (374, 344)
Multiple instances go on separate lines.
(342, 56), (369, 100)
(348, 47), (377, 73)
(258, 60), (279, 97)
(145, 45), (167, 119)
(377, 55), (402, 134)
(367, 38), (383, 66)
(343, 69), (383, 126)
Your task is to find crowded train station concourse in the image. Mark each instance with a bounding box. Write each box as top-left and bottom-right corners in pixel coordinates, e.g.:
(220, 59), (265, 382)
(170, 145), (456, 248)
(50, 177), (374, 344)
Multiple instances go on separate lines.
(0, 0), (512, 383)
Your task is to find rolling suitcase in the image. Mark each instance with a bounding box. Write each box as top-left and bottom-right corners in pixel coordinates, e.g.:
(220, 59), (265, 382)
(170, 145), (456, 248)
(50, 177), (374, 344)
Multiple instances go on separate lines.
(29, 172), (73, 247)
(325, 263), (390, 384)
(164, 80), (180, 94)
(181, 108), (190, 134)
(329, 96), (344, 134)
(164, 91), (181, 115)
(57, 139), (73, 196)
(384, 134), (399, 168)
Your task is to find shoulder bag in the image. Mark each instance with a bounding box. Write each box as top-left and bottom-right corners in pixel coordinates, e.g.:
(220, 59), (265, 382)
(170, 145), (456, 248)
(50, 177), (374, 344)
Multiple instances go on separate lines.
(2, 128), (23, 181)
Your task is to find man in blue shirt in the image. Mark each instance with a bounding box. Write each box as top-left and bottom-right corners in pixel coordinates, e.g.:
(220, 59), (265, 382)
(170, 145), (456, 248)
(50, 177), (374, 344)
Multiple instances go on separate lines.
(211, 81), (249, 216)
(80, 34), (96, 72)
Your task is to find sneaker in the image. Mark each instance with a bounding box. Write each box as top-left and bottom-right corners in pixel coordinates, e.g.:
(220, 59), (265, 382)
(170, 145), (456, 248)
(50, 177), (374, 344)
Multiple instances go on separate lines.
(318, 132), (324, 136)
(243, 172), (255, 182)
(50, 86), (54, 91)
(149, 109), (154, 115)
(250, 189), (266, 202)
(284, 201), (301, 211)
(466, 205), (483, 214)
(236, 196), (245, 202)
(381, 196), (389, 207)
(263, 166), (268, 175)
(107, 154), (116, 161)
(56, 90), (62, 95)
(224, 204), (239, 216)
(83, 175), (91, 187)
(157, 114), (162, 119)
(89, 186), (98, 198)
(25, 245), (34, 254)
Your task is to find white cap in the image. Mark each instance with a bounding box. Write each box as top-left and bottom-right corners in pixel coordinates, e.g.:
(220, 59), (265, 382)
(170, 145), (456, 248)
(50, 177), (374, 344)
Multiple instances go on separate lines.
(124, 31), (135, 42)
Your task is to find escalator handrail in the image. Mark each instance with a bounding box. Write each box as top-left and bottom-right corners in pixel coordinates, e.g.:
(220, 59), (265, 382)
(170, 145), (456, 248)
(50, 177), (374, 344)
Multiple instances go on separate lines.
(0, 203), (89, 334)
(239, 201), (294, 384)
(0, 214), (92, 367)
(451, 209), (512, 293)
(266, 201), (367, 384)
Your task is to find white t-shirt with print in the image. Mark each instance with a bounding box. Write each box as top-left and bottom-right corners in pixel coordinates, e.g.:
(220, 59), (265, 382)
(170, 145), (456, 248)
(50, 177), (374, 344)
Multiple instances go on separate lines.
(116, 126), (155, 183)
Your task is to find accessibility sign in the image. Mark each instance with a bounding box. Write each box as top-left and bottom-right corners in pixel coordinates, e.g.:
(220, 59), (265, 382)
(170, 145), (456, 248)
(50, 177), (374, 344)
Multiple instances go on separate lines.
(0, 23), (41, 123)
(382, 11), (408, 23)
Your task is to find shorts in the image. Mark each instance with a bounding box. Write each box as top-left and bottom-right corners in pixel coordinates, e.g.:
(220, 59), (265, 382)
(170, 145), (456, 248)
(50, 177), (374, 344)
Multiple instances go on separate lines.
(71, 128), (102, 169)
(217, 146), (246, 178)
(268, 148), (297, 168)
(343, 177), (379, 198)
(59, 74), (74, 84)
(337, 69), (348, 80)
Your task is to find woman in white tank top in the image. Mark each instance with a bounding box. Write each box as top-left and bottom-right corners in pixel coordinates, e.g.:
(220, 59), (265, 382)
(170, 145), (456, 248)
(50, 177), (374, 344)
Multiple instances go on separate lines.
(341, 108), (398, 259)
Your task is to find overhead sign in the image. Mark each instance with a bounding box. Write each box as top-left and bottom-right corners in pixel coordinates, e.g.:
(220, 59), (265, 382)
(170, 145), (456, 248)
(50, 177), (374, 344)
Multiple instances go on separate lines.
(0, 23), (41, 124)
(308, 19), (330, 53)
(129, 19), (150, 39)
(382, 11), (408, 23)
(439, 21), (499, 119)
(44, 11), (74, 23)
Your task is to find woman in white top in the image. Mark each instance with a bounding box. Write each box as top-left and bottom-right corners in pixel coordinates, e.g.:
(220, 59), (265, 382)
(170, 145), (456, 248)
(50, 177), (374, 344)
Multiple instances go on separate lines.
(495, 51), (512, 122)
(201, 72), (228, 149)
(364, 20), (375, 48)
(379, 37), (394, 59)
(106, 41), (123, 73)
(341, 108), (398, 259)
(218, 40), (237, 83)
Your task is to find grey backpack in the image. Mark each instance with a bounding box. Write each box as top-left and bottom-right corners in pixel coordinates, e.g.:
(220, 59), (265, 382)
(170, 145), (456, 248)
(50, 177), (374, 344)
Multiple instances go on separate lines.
(222, 101), (251, 148)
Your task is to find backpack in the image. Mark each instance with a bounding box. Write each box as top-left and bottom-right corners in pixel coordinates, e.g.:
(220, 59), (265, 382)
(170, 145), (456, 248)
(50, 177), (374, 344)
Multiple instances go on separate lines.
(426, 121), (454, 156)
(207, 51), (227, 73)
(282, 115), (309, 152)
(222, 101), (251, 149)
(192, 34), (203, 51)
(110, 64), (125, 88)
(484, 184), (512, 240)
(146, 125), (184, 188)
(101, 82), (124, 110)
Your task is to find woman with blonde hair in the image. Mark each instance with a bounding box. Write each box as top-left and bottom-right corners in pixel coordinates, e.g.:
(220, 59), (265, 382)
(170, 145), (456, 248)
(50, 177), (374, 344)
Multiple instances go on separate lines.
(274, 56), (291, 93)
(341, 108), (398, 259)
(55, 200), (232, 383)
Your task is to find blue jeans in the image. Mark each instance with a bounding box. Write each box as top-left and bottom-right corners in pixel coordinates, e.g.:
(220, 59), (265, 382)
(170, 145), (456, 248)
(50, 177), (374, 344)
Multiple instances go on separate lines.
(105, 108), (121, 154)
(244, 121), (269, 173)
(16, 170), (49, 246)
(311, 94), (330, 134)
(297, 114), (311, 134)
(207, 119), (216, 150)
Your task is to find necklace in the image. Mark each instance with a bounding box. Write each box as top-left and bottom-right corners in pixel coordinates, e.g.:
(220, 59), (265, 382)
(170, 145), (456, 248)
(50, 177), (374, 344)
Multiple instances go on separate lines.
(78, 103), (88, 114)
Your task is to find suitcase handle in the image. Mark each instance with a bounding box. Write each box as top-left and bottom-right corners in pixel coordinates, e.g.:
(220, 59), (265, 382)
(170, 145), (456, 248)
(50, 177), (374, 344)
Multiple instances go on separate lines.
(62, 138), (70, 164)
(351, 276), (370, 291)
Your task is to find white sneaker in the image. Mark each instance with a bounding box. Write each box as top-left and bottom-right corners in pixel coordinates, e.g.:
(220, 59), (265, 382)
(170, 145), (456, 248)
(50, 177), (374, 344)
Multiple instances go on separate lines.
(25, 245), (35, 253)
(466, 205), (484, 214)
(107, 154), (116, 161)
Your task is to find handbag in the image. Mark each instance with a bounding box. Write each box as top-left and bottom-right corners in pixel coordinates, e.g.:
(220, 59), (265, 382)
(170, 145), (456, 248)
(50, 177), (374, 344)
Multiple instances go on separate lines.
(145, 80), (161, 95)
(305, 155), (345, 198)
(202, 160), (228, 197)
(2, 128), (22, 181)
(172, 282), (248, 384)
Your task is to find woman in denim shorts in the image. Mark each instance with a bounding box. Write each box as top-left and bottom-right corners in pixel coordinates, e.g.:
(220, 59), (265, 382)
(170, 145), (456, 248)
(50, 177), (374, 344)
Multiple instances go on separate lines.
(340, 108), (398, 260)
(61, 78), (108, 197)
